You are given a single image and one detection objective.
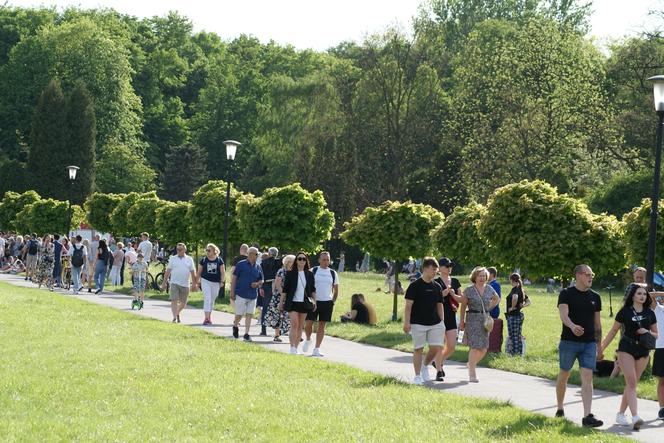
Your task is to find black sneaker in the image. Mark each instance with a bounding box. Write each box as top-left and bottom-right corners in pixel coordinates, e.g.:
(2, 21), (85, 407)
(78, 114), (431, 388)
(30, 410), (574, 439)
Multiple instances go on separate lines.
(555, 409), (565, 418)
(260, 326), (267, 336)
(658, 407), (664, 420)
(582, 414), (603, 428)
(232, 326), (239, 339)
(243, 334), (252, 342)
(435, 370), (444, 381)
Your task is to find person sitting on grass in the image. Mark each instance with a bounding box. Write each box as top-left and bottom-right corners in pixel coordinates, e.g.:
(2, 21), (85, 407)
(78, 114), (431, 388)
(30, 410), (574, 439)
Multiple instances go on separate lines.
(340, 293), (377, 325)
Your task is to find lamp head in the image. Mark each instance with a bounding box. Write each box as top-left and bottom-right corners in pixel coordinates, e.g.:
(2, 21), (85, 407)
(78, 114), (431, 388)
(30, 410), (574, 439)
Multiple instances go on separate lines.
(67, 165), (79, 181)
(223, 140), (241, 161)
(648, 75), (664, 112)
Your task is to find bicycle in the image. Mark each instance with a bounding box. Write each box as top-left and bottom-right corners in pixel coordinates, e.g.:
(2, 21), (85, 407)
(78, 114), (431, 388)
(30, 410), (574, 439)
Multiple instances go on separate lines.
(147, 256), (169, 292)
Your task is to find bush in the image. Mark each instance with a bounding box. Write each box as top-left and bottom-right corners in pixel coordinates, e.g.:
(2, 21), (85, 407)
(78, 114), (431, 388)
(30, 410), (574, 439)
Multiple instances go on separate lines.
(623, 198), (664, 267)
(155, 201), (192, 247)
(85, 192), (124, 234)
(0, 190), (40, 231)
(431, 202), (489, 266)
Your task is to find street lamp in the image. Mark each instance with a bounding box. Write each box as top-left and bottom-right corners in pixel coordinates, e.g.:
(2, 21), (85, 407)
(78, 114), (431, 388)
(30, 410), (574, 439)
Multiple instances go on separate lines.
(222, 141), (241, 265)
(646, 76), (664, 289)
(66, 166), (79, 237)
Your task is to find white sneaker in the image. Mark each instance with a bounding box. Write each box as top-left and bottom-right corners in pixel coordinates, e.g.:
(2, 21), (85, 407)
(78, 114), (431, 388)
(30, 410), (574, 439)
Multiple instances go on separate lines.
(303, 340), (311, 353)
(312, 348), (323, 357)
(615, 413), (629, 426)
(413, 375), (423, 385)
(421, 366), (430, 382)
(289, 347), (298, 355)
(632, 415), (644, 430)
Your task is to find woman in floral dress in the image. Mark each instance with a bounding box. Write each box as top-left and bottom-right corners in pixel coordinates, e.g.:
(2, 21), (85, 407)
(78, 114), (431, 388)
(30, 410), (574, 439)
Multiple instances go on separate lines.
(264, 254), (294, 342)
(35, 234), (55, 291)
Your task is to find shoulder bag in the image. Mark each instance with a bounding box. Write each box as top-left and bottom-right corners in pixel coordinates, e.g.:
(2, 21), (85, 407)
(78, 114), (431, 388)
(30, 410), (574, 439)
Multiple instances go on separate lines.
(634, 308), (656, 350)
(477, 286), (494, 332)
(301, 272), (315, 311)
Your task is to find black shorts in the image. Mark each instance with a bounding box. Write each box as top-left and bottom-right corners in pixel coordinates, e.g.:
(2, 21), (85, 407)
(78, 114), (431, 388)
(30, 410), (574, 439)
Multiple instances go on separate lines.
(306, 300), (334, 322)
(287, 301), (309, 314)
(617, 337), (651, 360)
(443, 301), (457, 331)
(653, 349), (664, 377)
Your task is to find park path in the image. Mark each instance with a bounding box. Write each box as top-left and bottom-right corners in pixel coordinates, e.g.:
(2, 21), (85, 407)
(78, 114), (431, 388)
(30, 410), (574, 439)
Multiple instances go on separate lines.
(2, 273), (662, 442)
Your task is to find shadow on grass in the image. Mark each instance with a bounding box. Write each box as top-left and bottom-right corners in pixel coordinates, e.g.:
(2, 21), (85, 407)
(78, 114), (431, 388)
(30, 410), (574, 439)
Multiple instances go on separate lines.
(487, 414), (602, 439)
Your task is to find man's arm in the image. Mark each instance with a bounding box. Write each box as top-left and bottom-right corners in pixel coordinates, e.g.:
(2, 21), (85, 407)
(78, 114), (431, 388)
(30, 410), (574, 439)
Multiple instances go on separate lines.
(403, 299), (413, 333)
(332, 282), (339, 303)
(437, 302), (444, 325)
(230, 273), (237, 301)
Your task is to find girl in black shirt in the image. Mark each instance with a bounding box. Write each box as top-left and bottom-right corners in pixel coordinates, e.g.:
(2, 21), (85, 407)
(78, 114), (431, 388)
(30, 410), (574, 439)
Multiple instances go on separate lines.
(505, 273), (527, 356)
(598, 284), (659, 430)
(433, 257), (462, 379)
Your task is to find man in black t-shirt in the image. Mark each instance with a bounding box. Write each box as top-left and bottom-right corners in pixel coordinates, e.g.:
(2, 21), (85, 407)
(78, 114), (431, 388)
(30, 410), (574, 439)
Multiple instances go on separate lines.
(403, 257), (444, 385)
(555, 264), (603, 428)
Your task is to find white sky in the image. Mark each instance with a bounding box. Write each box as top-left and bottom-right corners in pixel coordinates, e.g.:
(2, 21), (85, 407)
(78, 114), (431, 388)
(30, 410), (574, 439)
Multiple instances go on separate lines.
(7, 0), (664, 50)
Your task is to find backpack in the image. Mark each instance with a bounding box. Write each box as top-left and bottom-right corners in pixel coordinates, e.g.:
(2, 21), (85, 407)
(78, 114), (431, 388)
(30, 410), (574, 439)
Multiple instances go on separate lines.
(28, 239), (38, 255)
(71, 245), (84, 267)
(312, 266), (336, 285)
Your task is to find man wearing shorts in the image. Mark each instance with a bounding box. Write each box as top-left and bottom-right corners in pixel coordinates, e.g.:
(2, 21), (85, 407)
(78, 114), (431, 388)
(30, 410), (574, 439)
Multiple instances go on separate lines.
(304, 251), (339, 357)
(161, 243), (196, 323)
(653, 294), (664, 420)
(403, 257), (444, 385)
(230, 246), (263, 341)
(23, 234), (39, 281)
(555, 264), (603, 428)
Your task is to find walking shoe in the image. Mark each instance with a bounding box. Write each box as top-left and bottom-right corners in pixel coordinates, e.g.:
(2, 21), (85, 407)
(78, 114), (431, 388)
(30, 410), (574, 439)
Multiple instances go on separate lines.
(260, 326), (267, 336)
(172, 318), (177, 323)
(243, 334), (252, 342)
(312, 348), (323, 357)
(95, 289), (101, 295)
(232, 326), (239, 339)
(176, 315), (181, 323)
(420, 367), (430, 382)
(436, 370), (444, 382)
(659, 407), (664, 420)
(24, 276), (28, 281)
(582, 414), (603, 428)
(303, 340), (311, 353)
(88, 288), (92, 293)
(273, 336), (283, 342)
(632, 415), (644, 431)
(615, 412), (629, 426)
(289, 346), (298, 355)
(413, 375), (423, 385)
(554, 409), (565, 418)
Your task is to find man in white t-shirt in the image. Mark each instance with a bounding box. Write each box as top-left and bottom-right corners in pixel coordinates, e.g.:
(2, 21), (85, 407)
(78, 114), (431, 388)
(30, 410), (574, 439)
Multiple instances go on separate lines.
(161, 243), (196, 323)
(652, 294), (664, 420)
(0, 234), (6, 265)
(304, 251), (339, 357)
(68, 235), (88, 294)
(138, 232), (153, 264)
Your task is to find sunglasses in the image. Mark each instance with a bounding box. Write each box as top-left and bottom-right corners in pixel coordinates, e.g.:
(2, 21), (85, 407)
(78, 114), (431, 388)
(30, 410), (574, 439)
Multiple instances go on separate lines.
(297, 257), (307, 261)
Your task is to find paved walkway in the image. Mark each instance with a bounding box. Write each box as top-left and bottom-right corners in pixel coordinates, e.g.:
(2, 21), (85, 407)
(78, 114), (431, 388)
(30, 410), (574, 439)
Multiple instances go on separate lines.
(2, 273), (662, 442)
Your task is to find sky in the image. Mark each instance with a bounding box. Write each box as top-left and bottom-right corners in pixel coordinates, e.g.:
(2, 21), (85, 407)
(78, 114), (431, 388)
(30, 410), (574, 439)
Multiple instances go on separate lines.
(7, 0), (664, 50)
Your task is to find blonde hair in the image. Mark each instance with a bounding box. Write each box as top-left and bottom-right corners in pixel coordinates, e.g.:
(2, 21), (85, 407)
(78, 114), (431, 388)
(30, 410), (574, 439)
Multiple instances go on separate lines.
(206, 243), (220, 255)
(282, 254), (296, 269)
(470, 266), (489, 283)
(117, 242), (124, 249)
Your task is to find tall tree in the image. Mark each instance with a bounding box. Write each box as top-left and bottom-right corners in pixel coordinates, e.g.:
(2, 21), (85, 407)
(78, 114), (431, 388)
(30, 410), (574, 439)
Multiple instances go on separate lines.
(160, 144), (207, 201)
(66, 81), (96, 204)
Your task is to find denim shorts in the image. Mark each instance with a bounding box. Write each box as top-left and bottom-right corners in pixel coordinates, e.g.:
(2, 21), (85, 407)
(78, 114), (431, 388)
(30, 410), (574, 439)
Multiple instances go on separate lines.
(558, 340), (597, 371)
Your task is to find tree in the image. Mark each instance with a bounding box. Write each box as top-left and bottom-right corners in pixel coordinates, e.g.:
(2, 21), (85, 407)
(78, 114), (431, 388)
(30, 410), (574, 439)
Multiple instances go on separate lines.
(85, 192), (124, 234)
(431, 202), (489, 266)
(236, 183), (335, 253)
(95, 142), (156, 194)
(0, 190), (40, 231)
(126, 195), (162, 237)
(66, 81), (96, 204)
(479, 180), (624, 278)
(0, 160), (29, 198)
(14, 198), (77, 235)
(160, 144), (208, 201)
(623, 199), (664, 267)
(110, 192), (156, 238)
(155, 201), (193, 247)
(27, 79), (68, 200)
(586, 169), (664, 218)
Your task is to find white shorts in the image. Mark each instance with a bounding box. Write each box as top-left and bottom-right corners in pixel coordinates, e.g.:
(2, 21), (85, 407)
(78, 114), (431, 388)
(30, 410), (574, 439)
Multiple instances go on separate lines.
(201, 279), (220, 313)
(411, 322), (445, 350)
(234, 296), (257, 317)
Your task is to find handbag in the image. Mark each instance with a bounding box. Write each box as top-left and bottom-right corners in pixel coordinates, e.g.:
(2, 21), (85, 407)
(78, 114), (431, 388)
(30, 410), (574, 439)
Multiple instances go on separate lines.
(633, 308), (656, 350)
(477, 287), (494, 332)
(299, 273), (315, 312)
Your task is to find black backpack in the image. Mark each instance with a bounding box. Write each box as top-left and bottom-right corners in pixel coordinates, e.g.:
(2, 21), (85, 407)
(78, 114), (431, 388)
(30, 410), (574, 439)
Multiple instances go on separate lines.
(28, 240), (38, 255)
(71, 245), (84, 267)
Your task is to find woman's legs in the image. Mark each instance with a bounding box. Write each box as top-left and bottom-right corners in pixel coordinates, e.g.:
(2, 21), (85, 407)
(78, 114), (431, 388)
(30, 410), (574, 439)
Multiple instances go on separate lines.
(617, 351), (648, 416)
(288, 311), (300, 348)
(468, 348), (488, 381)
(440, 329), (457, 368)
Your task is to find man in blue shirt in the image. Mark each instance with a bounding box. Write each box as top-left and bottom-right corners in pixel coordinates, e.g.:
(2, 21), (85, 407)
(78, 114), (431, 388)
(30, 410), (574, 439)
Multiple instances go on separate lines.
(230, 246), (264, 341)
(487, 267), (501, 319)
(487, 266), (503, 353)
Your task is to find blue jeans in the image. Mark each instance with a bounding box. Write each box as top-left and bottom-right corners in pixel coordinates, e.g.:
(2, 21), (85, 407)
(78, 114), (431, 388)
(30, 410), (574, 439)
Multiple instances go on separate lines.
(559, 340), (597, 371)
(71, 266), (82, 292)
(94, 261), (107, 291)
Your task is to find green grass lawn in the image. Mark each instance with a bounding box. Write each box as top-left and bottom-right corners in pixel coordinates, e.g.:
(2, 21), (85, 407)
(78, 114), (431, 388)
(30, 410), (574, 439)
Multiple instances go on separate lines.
(106, 267), (657, 401)
(0, 281), (625, 442)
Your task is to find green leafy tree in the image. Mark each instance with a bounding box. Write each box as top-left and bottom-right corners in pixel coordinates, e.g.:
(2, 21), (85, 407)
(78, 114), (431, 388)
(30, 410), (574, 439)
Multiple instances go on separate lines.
(85, 192), (124, 234)
(110, 192), (157, 238)
(623, 199), (664, 267)
(431, 202), (489, 266)
(236, 183), (335, 253)
(155, 201), (193, 247)
(0, 160), (29, 197)
(95, 141), (156, 194)
(14, 198), (74, 235)
(587, 169), (664, 218)
(160, 144), (208, 202)
(66, 81), (96, 204)
(0, 190), (40, 231)
(126, 195), (162, 237)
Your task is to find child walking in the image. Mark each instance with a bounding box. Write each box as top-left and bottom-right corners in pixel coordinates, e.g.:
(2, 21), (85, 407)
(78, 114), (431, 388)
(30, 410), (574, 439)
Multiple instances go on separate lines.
(131, 253), (148, 308)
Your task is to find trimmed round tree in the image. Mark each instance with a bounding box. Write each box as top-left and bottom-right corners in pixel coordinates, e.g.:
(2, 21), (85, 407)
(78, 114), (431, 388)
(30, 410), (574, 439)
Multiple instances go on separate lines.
(623, 198), (664, 267)
(236, 183), (335, 253)
(342, 201), (443, 321)
(0, 190), (40, 231)
(14, 198), (74, 236)
(155, 201), (193, 248)
(431, 202), (489, 267)
(110, 192), (157, 238)
(85, 192), (124, 234)
(126, 195), (162, 238)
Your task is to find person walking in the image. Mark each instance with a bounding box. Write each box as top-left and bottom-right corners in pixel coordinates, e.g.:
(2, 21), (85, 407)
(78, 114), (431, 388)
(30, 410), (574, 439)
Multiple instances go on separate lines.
(23, 234), (40, 282)
(52, 234), (63, 287)
(555, 264), (603, 427)
(131, 253), (148, 305)
(505, 273), (528, 356)
(265, 254), (293, 342)
(487, 266), (503, 352)
(598, 284), (658, 430)
(259, 247), (279, 336)
(68, 235), (87, 294)
(338, 252), (345, 273)
(93, 239), (111, 295)
(304, 251), (339, 357)
(433, 257), (462, 380)
(197, 243), (225, 325)
(280, 252), (316, 354)
(87, 234), (100, 293)
(109, 242), (125, 286)
(161, 243), (197, 323)
(230, 246), (263, 341)
(652, 293), (664, 421)
(403, 257), (445, 385)
(138, 232), (153, 265)
(458, 266), (499, 383)
(35, 235), (55, 291)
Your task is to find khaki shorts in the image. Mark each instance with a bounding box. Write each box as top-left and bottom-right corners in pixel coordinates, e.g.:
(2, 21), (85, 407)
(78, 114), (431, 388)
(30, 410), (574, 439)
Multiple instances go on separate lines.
(26, 254), (38, 271)
(411, 322), (445, 350)
(234, 296), (257, 317)
(169, 284), (190, 304)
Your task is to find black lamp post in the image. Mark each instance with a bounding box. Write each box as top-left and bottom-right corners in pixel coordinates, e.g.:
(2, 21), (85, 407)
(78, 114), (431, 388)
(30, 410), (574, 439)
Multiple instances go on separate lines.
(222, 140), (241, 266)
(646, 76), (664, 289)
(66, 165), (79, 237)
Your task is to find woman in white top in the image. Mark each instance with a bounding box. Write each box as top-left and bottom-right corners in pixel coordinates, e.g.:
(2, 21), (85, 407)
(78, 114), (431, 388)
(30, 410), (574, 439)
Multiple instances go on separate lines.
(280, 252), (316, 355)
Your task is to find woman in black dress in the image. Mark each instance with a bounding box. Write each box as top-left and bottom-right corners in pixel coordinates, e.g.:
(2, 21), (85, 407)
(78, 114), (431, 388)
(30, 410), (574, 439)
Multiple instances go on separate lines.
(433, 257), (462, 379)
